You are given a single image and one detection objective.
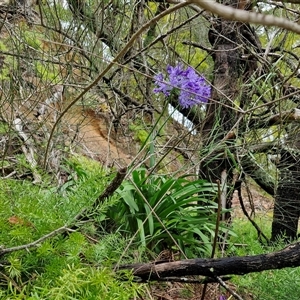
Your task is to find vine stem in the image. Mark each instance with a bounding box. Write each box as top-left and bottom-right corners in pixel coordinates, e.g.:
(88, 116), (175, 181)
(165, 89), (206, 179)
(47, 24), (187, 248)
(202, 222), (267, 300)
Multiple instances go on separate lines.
(43, 1), (188, 169)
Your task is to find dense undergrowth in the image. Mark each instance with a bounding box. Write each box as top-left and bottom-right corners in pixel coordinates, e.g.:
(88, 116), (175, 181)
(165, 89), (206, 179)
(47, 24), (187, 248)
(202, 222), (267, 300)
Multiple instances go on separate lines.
(0, 155), (299, 299)
(0, 154), (222, 299)
(0, 156), (144, 299)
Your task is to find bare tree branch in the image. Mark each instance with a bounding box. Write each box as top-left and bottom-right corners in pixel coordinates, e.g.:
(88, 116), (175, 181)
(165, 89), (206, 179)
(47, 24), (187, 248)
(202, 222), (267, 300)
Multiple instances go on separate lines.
(118, 242), (300, 281)
(0, 225), (70, 256)
(188, 0), (300, 33)
(94, 167), (127, 207)
(253, 108), (300, 128)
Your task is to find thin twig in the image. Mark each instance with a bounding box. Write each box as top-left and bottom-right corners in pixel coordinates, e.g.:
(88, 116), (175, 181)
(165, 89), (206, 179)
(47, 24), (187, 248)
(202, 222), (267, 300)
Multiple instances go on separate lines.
(0, 225), (70, 256)
(0, 271), (22, 293)
(235, 176), (269, 244)
(201, 180), (222, 300)
(212, 180), (222, 258)
(43, 1), (189, 169)
(215, 275), (244, 300)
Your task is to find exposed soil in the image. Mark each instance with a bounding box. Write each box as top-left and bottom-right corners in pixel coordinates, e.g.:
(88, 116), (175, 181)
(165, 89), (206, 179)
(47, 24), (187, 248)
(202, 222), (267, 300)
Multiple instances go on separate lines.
(232, 181), (274, 218)
(68, 108), (134, 167)
(70, 106), (198, 174)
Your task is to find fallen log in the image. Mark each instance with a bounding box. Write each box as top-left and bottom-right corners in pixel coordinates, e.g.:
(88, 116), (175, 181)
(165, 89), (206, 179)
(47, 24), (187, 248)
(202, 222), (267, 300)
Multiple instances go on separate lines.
(117, 242), (300, 281)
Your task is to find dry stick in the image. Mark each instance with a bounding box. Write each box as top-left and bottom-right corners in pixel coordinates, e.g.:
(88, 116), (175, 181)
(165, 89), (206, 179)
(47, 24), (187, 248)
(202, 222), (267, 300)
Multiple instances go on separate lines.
(94, 167), (128, 206)
(212, 180), (223, 258)
(74, 167), (128, 223)
(215, 276), (244, 300)
(0, 225), (70, 257)
(244, 178), (256, 218)
(42, 1), (189, 169)
(13, 117), (42, 184)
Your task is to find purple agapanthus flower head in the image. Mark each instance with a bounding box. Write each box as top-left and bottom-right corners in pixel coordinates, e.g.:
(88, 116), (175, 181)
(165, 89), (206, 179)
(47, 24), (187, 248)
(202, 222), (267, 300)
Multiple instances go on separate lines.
(153, 63), (211, 108)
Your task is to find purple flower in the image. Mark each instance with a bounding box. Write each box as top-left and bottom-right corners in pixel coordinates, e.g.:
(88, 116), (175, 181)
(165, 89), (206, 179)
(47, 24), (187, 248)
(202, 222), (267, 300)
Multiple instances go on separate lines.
(153, 64), (211, 108)
(219, 296), (227, 300)
(153, 73), (172, 96)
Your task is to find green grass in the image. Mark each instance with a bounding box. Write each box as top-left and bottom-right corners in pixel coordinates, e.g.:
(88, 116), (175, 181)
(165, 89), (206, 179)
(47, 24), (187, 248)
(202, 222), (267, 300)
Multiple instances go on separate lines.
(0, 155), (144, 299)
(230, 217), (300, 300)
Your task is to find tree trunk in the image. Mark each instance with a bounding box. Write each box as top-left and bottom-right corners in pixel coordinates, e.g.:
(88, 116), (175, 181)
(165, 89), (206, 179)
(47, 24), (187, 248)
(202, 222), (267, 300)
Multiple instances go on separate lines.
(200, 9), (246, 218)
(271, 148), (300, 241)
